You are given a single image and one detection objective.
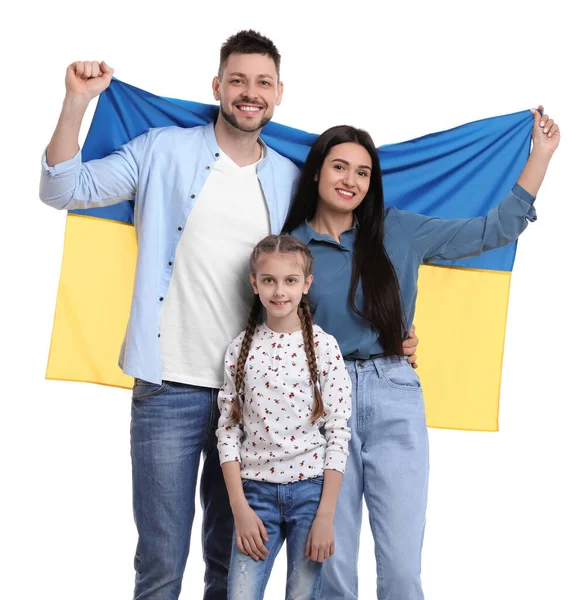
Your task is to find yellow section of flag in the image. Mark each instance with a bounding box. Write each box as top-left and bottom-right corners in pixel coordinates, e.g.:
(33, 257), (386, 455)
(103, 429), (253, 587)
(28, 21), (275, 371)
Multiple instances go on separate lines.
(47, 214), (136, 389)
(414, 265), (511, 431)
(47, 213), (511, 431)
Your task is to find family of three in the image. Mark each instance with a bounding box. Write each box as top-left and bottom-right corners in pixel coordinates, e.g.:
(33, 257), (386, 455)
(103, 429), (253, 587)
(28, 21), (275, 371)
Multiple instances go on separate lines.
(40, 29), (559, 600)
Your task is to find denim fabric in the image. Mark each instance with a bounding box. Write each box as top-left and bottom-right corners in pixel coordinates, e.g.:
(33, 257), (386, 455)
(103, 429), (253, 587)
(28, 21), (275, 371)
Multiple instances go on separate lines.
(130, 379), (233, 599)
(321, 357), (429, 600)
(228, 477), (325, 600)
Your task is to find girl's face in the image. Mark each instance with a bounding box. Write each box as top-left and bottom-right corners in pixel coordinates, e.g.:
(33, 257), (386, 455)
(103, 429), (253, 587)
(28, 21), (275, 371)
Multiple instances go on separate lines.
(317, 142), (372, 216)
(250, 252), (313, 325)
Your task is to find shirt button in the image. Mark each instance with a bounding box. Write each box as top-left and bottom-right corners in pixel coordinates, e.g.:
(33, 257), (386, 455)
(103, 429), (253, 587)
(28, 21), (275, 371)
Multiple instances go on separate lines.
(215, 153), (219, 158)
(205, 165), (210, 170)
(158, 334), (161, 338)
(178, 226), (182, 231)
(191, 194), (195, 199)
(159, 297), (164, 301)
(168, 261), (173, 266)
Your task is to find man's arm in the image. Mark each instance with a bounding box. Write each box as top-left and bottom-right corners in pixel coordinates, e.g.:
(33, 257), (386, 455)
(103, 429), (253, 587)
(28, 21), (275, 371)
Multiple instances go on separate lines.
(47, 61), (114, 166)
(40, 61), (144, 211)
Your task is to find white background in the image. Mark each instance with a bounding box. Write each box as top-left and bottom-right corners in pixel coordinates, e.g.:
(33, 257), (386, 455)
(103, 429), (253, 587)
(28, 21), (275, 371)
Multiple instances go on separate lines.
(1, 1), (586, 598)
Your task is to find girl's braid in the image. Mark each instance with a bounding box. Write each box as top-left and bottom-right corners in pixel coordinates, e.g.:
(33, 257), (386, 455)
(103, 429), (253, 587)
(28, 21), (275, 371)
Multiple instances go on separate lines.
(299, 294), (324, 422)
(230, 295), (262, 424)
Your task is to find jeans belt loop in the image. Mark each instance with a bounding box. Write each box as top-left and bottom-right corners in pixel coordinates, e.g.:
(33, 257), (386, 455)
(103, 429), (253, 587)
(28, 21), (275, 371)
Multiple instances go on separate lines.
(372, 357), (386, 379)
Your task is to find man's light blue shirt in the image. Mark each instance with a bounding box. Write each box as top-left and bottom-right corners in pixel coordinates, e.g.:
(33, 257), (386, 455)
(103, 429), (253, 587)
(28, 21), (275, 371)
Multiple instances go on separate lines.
(40, 122), (300, 383)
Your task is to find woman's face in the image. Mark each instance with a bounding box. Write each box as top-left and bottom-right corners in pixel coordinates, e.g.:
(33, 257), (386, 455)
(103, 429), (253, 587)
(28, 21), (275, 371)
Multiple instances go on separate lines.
(317, 142), (372, 216)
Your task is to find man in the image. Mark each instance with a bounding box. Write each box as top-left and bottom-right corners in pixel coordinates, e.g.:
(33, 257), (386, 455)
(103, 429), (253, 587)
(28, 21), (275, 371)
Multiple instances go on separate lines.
(40, 30), (418, 599)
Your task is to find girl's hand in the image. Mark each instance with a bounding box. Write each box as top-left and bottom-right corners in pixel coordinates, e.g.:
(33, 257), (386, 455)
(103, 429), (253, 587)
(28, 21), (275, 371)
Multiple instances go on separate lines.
(305, 513), (335, 562)
(530, 105), (560, 156)
(233, 501), (270, 561)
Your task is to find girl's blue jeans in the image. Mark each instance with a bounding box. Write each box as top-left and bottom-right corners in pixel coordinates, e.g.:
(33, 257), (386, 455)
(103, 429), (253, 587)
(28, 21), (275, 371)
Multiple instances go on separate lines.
(228, 477), (325, 600)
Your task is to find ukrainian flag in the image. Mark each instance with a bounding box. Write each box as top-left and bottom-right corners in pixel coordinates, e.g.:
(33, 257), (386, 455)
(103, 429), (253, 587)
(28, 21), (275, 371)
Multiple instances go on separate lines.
(45, 79), (533, 431)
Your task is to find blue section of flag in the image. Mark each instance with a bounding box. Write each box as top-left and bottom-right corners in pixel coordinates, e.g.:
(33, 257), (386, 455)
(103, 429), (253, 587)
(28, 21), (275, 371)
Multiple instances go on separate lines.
(73, 78), (532, 271)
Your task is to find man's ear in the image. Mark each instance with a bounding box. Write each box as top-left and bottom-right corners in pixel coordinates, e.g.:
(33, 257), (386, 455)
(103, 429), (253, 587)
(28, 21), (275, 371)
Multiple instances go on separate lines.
(275, 80), (284, 106)
(212, 76), (221, 102)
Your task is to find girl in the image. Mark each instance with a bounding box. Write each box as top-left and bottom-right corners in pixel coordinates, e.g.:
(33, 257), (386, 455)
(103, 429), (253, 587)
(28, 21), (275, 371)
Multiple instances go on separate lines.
(282, 108), (560, 600)
(216, 235), (352, 600)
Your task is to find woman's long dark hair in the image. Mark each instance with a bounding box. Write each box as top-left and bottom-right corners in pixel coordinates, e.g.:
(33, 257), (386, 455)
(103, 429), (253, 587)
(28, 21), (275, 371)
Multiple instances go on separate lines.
(282, 125), (406, 357)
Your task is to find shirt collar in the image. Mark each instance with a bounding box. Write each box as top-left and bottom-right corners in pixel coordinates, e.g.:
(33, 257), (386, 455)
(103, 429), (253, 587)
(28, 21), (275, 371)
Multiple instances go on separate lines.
(292, 217), (358, 246)
(203, 121), (269, 168)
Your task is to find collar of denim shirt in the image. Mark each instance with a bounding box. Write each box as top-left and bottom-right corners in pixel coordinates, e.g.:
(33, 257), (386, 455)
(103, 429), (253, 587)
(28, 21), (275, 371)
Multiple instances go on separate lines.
(293, 217), (358, 251)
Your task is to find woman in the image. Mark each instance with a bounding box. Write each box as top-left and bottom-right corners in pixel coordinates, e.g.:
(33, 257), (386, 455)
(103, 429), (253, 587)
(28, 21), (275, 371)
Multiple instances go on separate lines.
(282, 108), (559, 600)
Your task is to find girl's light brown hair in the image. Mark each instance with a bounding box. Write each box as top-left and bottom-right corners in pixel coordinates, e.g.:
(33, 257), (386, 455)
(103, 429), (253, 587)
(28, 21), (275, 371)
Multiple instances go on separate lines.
(230, 235), (324, 424)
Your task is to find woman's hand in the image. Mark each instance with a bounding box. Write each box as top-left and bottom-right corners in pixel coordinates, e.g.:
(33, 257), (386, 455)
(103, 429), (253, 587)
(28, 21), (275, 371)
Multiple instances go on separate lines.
(531, 105), (560, 156)
(516, 105), (560, 197)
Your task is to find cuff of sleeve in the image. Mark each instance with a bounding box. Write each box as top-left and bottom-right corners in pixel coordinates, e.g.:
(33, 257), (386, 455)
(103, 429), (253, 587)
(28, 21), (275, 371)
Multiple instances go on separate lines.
(324, 465), (346, 475)
(218, 446), (241, 465)
(324, 448), (348, 473)
(512, 183), (537, 223)
(41, 148), (82, 175)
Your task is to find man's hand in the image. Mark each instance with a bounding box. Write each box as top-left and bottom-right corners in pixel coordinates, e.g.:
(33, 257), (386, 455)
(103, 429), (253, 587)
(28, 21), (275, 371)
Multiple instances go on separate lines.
(403, 324), (419, 369)
(66, 61), (114, 102)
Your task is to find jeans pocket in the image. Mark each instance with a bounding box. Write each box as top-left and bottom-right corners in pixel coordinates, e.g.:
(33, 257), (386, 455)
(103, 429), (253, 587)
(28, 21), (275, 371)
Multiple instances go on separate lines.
(381, 364), (422, 392)
(132, 378), (167, 401)
(242, 478), (252, 489)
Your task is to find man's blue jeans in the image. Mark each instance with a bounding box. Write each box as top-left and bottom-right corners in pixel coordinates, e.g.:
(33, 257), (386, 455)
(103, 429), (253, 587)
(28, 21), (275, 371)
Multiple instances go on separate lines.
(130, 379), (233, 599)
(228, 477), (324, 600)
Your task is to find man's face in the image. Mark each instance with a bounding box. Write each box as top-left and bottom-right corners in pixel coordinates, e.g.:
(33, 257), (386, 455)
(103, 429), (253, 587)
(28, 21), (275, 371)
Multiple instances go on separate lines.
(213, 52), (283, 133)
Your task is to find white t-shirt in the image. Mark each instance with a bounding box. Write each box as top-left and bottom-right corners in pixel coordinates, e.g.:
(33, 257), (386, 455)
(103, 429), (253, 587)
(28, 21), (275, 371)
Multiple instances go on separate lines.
(216, 324), (352, 484)
(159, 150), (270, 388)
